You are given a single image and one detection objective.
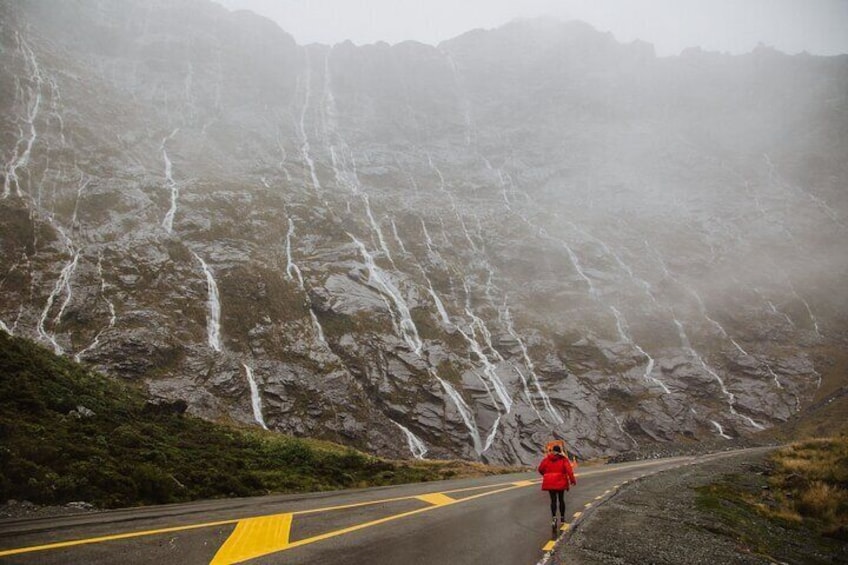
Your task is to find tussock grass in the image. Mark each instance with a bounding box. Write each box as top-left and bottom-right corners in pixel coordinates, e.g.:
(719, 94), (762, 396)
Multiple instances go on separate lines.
(764, 437), (848, 539)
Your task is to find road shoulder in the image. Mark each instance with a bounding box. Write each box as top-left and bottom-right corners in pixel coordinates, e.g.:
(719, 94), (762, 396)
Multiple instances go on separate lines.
(552, 449), (847, 564)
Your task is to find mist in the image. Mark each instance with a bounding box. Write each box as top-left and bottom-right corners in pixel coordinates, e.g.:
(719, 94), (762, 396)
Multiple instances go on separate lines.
(1, 0), (846, 463)
(215, 0), (848, 56)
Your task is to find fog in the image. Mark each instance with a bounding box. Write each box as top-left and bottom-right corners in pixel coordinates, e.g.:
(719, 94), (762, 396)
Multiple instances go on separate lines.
(215, 0), (848, 56)
(1, 0), (846, 462)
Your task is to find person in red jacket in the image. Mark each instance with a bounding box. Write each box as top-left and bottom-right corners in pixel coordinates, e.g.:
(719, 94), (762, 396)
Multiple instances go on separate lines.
(538, 445), (577, 526)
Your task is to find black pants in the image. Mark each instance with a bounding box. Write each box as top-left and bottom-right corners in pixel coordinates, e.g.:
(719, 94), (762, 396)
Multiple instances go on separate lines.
(548, 489), (565, 517)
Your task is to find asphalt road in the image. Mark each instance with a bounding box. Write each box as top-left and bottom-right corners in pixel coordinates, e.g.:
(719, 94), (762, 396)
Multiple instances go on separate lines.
(0, 455), (708, 565)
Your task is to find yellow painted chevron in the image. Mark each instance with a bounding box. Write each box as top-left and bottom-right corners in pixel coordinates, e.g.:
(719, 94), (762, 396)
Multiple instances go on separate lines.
(210, 513), (293, 565)
(416, 492), (456, 506)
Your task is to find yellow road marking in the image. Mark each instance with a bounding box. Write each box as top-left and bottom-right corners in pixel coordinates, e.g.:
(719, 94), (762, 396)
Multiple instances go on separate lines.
(248, 484), (523, 556)
(0, 519), (241, 558)
(573, 511), (582, 519)
(209, 513), (292, 565)
(584, 502), (592, 508)
(416, 493), (456, 506)
(0, 480), (535, 559)
(560, 523), (570, 531)
(594, 495), (603, 500)
(1, 458), (696, 560)
(542, 540), (556, 551)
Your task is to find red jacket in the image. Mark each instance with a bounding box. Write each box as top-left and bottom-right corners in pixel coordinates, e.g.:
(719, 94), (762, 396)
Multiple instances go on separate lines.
(538, 453), (576, 491)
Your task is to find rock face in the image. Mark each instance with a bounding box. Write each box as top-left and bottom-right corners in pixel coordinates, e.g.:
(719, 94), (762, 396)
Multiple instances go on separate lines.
(1, 1), (846, 464)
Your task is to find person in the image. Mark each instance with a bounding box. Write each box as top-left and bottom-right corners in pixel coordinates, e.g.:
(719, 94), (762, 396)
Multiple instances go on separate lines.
(538, 444), (577, 526)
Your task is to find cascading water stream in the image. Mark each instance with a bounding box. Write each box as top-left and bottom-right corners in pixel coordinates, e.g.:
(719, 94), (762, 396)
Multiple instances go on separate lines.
(160, 128), (180, 233)
(390, 419), (427, 459)
(4, 35), (43, 199)
(434, 372), (483, 454)
(75, 253), (117, 362)
(350, 234), (422, 354)
(36, 225), (78, 355)
(457, 322), (512, 413)
(297, 49), (321, 190)
(390, 218), (408, 255)
(607, 408), (638, 447)
(673, 314), (765, 431)
(191, 251), (222, 352)
(420, 218), (438, 258)
(610, 306), (669, 393)
(711, 420), (732, 439)
(501, 303), (562, 422)
(284, 219), (327, 346)
(483, 414), (502, 452)
(243, 363), (268, 430)
(427, 283), (452, 326)
(285, 218), (304, 287)
(787, 281), (821, 337)
(362, 193), (395, 268)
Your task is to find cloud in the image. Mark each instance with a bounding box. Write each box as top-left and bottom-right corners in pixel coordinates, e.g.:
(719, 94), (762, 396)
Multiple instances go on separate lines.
(215, 0), (848, 55)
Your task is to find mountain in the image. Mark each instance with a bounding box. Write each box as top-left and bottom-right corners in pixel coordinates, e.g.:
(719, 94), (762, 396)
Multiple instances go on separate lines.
(1, 0), (846, 465)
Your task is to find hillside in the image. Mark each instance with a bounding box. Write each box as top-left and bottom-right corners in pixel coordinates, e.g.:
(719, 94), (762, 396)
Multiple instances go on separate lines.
(0, 331), (517, 509)
(0, 0), (846, 465)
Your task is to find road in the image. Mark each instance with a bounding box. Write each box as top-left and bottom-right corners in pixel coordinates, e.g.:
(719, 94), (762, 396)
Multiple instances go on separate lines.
(0, 454), (720, 564)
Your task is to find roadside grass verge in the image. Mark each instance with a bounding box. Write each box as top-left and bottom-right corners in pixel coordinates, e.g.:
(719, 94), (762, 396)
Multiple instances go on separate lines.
(0, 332), (521, 510)
(764, 437), (848, 540)
(695, 438), (847, 563)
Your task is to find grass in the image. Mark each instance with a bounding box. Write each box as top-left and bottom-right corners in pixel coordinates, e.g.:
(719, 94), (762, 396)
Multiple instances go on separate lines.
(0, 331), (521, 510)
(695, 437), (848, 563)
(763, 437), (848, 539)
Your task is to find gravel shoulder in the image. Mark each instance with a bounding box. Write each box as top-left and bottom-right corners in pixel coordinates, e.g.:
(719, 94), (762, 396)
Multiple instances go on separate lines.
(552, 448), (848, 565)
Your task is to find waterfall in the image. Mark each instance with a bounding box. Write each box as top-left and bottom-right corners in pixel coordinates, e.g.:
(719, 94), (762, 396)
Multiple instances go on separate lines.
(3, 36), (43, 199)
(482, 415), (501, 452)
(37, 238), (79, 355)
(390, 218), (408, 255)
(458, 325), (512, 413)
(309, 309), (327, 345)
(243, 363), (268, 430)
(421, 219), (436, 255)
(285, 218), (304, 287)
(75, 253), (117, 362)
(160, 128), (180, 233)
(607, 408), (638, 447)
(710, 420), (732, 439)
(502, 304), (563, 422)
(298, 49), (321, 190)
(391, 419), (427, 459)
(435, 374), (483, 454)
(610, 306), (669, 393)
(362, 193), (395, 267)
(192, 251), (222, 352)
(350, 234), (422, 354)
(427, 283), (452, 326)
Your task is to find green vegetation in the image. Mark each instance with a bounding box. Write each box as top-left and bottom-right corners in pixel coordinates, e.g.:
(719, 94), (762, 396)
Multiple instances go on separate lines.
(0, 332), (518, 509)
(695, 437), (847, 563)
